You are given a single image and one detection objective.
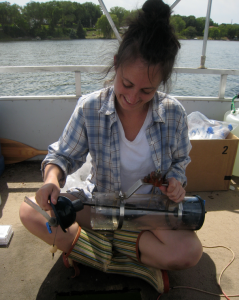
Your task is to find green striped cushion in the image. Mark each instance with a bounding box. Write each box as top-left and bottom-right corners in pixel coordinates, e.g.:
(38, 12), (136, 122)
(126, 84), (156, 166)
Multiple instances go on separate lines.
(113, 230), (141, 260)
(69, 228), (112, 272)
(107, 253), (164, 293)
(68, 228), (165, 293)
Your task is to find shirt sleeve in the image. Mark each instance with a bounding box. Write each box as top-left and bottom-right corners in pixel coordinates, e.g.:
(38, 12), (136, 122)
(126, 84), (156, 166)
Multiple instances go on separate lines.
(41, 97), (89, 187)
(165, 109), (192, 187)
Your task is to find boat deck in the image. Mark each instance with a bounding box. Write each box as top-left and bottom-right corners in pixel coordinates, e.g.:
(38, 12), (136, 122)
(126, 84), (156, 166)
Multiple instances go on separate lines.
(0, 161), (239, 300)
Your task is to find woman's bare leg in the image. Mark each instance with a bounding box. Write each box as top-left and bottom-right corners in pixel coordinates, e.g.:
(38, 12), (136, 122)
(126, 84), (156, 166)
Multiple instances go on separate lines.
(139, 229), (202, 270)
(19, 193), (91, 253)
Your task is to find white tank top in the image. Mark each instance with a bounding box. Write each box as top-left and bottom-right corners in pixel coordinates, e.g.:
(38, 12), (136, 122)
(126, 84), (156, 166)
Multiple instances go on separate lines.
(116, 104), (155, 194)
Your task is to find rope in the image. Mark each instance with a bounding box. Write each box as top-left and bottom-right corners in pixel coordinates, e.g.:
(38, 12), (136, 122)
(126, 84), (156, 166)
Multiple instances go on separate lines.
(169, 245), (239, 299)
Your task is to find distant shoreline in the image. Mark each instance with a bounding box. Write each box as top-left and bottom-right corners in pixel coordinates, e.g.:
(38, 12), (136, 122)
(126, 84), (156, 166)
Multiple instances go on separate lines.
(0, 36), (235, 42)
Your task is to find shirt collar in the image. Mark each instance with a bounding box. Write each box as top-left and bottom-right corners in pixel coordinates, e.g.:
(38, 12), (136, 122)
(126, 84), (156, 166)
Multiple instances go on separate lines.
(152, 92), (166, 123)
(99, 86), (116, 116)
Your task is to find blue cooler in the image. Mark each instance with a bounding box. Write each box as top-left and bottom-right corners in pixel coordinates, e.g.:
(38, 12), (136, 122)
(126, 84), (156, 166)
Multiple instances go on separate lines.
(0, 144), (4, 176)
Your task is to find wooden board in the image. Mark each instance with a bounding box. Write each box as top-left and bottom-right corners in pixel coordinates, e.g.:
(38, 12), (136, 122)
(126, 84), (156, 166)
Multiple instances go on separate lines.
(0, 138), (48, 164)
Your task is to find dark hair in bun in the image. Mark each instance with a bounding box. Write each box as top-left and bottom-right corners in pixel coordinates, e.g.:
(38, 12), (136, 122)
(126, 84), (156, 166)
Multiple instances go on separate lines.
(142, 0), (170, 21)
(113, 0), (180, 89)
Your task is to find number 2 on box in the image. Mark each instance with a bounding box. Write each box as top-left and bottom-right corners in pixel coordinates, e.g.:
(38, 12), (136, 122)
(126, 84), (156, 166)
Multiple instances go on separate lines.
(222, 146), (228, 154)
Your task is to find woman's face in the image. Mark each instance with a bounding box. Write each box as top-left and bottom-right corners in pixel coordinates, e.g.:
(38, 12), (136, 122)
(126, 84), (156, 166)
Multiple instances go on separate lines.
(114, 58), (162, 114)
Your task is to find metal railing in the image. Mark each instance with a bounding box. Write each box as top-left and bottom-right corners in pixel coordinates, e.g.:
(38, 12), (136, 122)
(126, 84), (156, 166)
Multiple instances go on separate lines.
(0, 65), (239, 101)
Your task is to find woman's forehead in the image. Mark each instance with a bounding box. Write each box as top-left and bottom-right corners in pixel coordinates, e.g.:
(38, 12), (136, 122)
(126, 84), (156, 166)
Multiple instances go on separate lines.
(120, 59), (162, 85)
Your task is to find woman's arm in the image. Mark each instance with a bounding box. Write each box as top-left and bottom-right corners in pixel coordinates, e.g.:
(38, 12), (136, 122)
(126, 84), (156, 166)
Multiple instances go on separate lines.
(35, 164), (63, 210)
(161, 107), (191, 202)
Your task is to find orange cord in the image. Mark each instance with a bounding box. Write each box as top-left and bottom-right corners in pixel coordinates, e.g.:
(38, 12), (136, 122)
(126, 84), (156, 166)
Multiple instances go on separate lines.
(171, 245), (239, 299)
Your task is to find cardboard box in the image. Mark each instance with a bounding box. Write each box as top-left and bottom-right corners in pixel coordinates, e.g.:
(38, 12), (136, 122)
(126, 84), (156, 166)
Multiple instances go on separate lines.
(185, 133), (239, 192)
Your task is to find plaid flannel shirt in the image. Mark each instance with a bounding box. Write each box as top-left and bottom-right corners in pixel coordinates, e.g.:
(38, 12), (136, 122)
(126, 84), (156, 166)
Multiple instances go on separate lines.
(42, 86), (191, 194)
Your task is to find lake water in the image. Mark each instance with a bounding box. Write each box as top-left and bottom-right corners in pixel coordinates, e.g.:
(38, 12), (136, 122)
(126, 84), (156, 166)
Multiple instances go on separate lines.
(0, 39), (238, 98)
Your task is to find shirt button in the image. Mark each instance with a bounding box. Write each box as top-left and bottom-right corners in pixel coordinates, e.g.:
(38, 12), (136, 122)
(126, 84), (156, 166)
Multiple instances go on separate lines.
(151, 141), (155, 145)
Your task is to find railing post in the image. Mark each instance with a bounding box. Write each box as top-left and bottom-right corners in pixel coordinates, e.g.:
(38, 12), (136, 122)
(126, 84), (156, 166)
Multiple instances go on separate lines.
(218, 74), (228, 99)
(170, 0), (181, 9)
(75, 71), (81, 97)
(199, 0), (213, 69)
(98, 0), (122, 43)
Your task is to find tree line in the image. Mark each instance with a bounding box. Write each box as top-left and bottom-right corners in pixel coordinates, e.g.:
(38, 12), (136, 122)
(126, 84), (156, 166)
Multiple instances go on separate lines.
(0, 1), (102, 39)
(171, 15), (239, 40)
(0, 1), (238, 40)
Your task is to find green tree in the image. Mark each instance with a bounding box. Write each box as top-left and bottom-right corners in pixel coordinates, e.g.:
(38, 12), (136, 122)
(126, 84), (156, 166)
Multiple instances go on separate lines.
(0, 2), (27, 35)
(218, 24), (227, 37)
(170, 15), (186, 33)
(226, 24), (237, 39)
(76, 20), (86, 39)
(181, 15), (196, 28)
(15, 16), (29, 34)
(96, 14), (119, 38)
(45, 1), (61, 29)
(60, 1), (75, 27)
(8, 4), (22, 25)
(22, 1), (46, 30)
(69, 28), (77, 39)
(234, 24), (239, 40)
(110, 6), (128, 27)
(209, 27), (221, 39)
(182, 26), (197, 39)
(81, 2), (102, 27)
(3, 24), (25, 37)
(0, 2), (12, 27)
(73, 2), (85, 25)
(195, 17), (206, 36)
(195, 17), (214, 36)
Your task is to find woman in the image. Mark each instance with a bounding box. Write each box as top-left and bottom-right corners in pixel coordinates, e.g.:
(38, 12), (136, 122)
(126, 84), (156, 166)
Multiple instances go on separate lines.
(19, 0), (202, 293)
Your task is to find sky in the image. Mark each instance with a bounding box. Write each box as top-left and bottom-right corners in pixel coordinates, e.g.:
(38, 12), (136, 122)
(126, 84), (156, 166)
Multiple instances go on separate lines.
(7, 0), (239, 25)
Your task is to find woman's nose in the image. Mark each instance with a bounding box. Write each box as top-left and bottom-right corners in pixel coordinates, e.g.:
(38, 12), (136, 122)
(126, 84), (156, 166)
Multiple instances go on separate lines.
(128, 90), (139, 104)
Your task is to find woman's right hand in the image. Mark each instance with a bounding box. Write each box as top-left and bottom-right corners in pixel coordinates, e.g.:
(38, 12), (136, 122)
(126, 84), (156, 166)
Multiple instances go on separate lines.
(35, 164), (63, 211)
(35, 181), (60, 211)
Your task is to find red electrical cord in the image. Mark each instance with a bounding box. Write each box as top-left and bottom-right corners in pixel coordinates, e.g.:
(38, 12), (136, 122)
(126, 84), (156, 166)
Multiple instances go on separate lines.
(157, 245), (239, 300)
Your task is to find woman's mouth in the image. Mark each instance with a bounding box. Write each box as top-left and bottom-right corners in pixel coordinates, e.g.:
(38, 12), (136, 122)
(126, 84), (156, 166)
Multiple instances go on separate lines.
(123, 95), (140, 106)
(124, 96), (131, 104)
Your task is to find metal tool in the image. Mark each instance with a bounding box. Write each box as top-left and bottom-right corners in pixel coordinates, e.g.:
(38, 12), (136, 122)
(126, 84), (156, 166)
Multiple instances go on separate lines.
(124, 178), (168, 199)
(24, 196), (57, 227)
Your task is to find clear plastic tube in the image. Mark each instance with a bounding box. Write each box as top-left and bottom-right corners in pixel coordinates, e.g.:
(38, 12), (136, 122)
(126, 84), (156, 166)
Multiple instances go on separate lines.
(90, 193), (205, 231)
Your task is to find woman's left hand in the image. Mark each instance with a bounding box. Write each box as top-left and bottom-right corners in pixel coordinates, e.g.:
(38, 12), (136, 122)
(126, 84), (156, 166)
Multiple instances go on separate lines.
(159, 177), (185, 203)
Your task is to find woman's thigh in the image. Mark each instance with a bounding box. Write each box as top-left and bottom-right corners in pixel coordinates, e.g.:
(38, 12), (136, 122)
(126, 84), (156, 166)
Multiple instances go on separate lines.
(139, 229), (202, 270)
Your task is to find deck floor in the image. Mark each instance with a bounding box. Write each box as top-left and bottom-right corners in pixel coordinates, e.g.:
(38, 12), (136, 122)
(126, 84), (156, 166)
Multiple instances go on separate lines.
(0, 161), (239, 300)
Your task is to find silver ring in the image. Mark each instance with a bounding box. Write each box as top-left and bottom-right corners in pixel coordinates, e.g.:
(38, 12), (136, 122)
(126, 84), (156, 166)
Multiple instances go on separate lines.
(117, 202), (125, 230)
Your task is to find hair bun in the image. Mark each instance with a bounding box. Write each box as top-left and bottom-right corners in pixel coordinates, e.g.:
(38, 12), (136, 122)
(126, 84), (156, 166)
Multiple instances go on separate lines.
(142, 0), (170, 22)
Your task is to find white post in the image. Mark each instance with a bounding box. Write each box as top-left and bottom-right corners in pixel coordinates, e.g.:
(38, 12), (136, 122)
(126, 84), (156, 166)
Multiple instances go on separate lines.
(199, 0), (213, 69)
(75, 72), (81, 97)
(98, 0), (122, 43)
(218, 74), (228, 99)
(170, 0), (181, 10)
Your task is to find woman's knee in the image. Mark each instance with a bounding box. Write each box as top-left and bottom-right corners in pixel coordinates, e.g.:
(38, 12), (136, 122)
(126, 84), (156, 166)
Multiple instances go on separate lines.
(167, 235), (203, 270)
(19, 200), (34, 227)
(19, 198), (45, 230)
